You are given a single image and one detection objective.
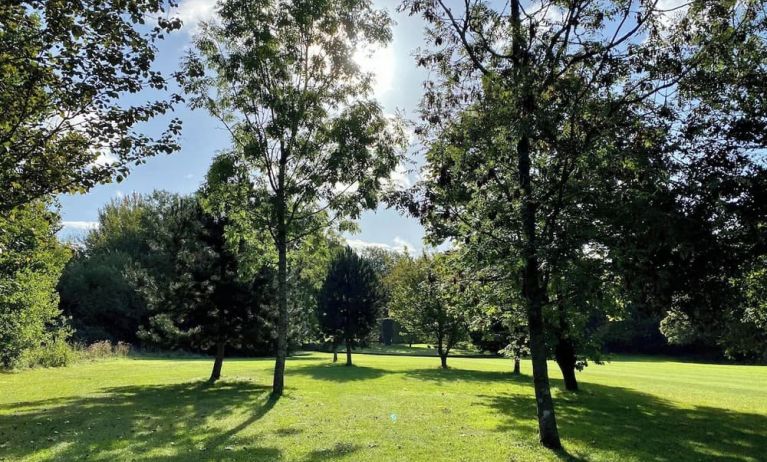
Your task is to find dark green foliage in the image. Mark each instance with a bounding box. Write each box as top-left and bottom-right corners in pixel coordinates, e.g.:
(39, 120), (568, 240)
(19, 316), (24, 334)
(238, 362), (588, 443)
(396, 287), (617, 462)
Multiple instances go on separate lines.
(380, 318), (395, 346)
(135, 194), (277, 380)
(0, 1), (182, 212)
(0, 201), (71, 368)
(57, 193), (179, 344)
(317, 248), (382, 366)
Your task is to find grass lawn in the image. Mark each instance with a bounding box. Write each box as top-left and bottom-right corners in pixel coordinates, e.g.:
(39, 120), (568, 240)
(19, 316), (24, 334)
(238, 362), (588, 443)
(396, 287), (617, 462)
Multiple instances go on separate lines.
(1, 353), (765, 461)
(354, 343), (493, 357)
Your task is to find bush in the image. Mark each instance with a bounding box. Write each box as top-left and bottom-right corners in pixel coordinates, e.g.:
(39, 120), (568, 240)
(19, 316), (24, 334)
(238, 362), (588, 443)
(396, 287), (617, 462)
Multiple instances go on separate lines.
(114, 341), (132, 357)
(21, 330), (76, 368)
(86, 340), (113, 358)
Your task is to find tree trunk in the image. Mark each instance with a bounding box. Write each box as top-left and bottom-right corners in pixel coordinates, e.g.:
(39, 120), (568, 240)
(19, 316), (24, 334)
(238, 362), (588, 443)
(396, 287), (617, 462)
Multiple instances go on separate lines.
(332, 342), (338, 363)
(555, 337), (579, 391)
(554, 296), (578, 391)
(513, 356), (521, 375)
(272, 235), (288, 396)
(345, 342), (352, 366)
(440, 353), (448, 369)
(511, 0), (561, 448)
(209, 342), (225, 382)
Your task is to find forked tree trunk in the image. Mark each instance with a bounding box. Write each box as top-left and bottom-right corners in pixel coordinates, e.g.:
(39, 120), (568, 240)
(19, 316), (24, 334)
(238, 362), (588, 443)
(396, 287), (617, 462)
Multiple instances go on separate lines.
(555, 291), (578, 391)
(555, 337), (579, 391)
(209, 342), (225, 382)
(345, 342), (352, 366)
(440, 353), (448, 369)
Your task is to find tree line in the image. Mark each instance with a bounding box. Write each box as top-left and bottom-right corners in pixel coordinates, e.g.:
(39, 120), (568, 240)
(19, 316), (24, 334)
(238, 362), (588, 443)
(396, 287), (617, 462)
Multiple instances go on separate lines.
(2, 0), (766, 451)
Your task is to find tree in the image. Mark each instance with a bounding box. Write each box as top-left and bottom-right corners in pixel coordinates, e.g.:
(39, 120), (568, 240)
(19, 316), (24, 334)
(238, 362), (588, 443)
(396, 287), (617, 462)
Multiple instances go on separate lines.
(179, 0), (406, 396)
(399, 0), (767, 448)
(388, 253), (468, 369)
(135, 193), (276, 382)
(317, 247), (382, 366)
(0, 1), (182, 212)
(0, 201), (71, 368)
(58, 193), (179, 344)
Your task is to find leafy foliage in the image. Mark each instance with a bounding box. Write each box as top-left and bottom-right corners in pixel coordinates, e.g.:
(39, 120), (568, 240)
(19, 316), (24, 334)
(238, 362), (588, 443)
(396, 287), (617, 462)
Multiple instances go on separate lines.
(179, 0), (406, 394)
(387, 253), (468, 368)
(0, 201), (71, 368)
(58, 193), (179, 344)
(0, 1), (183, 211)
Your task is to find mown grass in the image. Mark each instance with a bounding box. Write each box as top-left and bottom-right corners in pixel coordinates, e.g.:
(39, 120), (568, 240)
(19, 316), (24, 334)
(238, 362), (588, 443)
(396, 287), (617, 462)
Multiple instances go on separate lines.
(354, 343), (493, 357)
(0, 352), (765, 461)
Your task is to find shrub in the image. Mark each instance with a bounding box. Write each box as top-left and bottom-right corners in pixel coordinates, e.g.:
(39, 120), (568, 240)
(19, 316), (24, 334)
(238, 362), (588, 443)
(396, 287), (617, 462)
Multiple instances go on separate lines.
(85, 340), (115, 359)
(114, 342), (132, 357)
(21, 329), (76, 368)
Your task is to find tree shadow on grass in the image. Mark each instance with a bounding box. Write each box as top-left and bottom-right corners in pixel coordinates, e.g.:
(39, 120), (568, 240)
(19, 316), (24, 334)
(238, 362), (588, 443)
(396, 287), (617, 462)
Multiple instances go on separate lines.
(479, 381), (767, 462)
(290, 363), (386, 382)
(405, 365), (766, 462)
(404, 367), (528, 385)
(0, 380), (281, 461)
(303, 442), (362, 461)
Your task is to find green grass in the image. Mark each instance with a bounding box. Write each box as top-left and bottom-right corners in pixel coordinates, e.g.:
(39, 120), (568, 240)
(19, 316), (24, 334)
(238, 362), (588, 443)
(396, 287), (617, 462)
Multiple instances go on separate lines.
(354, 343), (493, 357)
(1, 353), (765, 461)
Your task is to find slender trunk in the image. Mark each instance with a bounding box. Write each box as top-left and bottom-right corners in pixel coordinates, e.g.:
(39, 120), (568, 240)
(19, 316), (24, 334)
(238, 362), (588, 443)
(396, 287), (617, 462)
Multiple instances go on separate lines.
(209, 342), (225, 382)
(513, 356), (521, 375)
(332, 341), (338, 363)
(272, 229), (288, 396)
(510, 0), (561, 448)
(437, 336), (448, 369)
(345, 342), (352, 366)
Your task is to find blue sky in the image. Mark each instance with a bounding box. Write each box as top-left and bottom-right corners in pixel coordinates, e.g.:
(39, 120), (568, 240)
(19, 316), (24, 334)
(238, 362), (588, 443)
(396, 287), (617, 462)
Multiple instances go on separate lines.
(58, 0), (431, 253)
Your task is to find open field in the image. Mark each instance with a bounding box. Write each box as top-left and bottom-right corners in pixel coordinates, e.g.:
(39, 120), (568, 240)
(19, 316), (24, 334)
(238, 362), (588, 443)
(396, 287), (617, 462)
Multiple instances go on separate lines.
(1, 353), (765, 462)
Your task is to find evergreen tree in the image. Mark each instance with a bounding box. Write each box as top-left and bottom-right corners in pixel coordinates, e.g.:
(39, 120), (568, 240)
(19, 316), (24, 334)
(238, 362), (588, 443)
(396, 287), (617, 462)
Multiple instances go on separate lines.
(317, 248), (382, 366)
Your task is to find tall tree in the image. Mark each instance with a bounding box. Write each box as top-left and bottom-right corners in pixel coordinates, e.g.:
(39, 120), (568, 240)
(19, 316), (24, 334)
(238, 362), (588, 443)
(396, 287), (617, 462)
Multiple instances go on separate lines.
(317, 247), (382, 366)
(399, 0), (767, 448)
(179, 0), (406, 396)
(0, 1), (182, 212)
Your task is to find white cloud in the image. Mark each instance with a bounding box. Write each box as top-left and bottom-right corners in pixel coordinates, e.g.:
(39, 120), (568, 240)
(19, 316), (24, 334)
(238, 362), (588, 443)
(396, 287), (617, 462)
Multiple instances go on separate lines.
(61, 221), (99, 231)
(382, 163), (412, 191)
(346, 238), (396, 251)
(115, 190), (125, 199)
(93, 150), (118, 166)
(655, 0), (690, 29)
(354, 43), (395, 98)
(177, 0), (217, 34)
(393, 236), (416, 253)
(345, 236), (418, 254)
